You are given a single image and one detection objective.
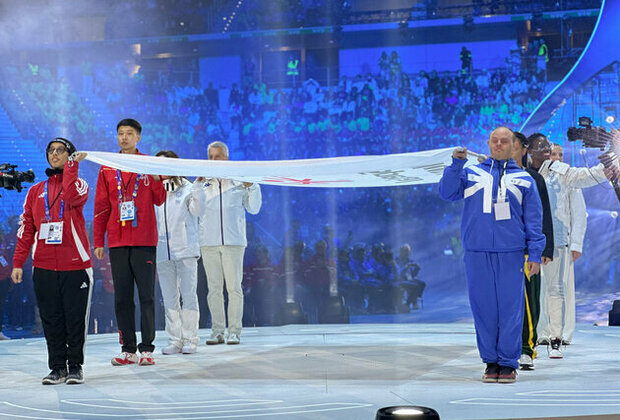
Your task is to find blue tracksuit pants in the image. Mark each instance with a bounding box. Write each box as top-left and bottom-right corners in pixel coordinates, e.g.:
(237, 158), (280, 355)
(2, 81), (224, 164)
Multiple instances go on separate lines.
(464, 250), (524, 370)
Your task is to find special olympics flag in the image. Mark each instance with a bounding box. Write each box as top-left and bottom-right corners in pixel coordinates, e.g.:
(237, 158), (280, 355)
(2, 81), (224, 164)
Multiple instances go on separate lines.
(83, 147), (479, 188)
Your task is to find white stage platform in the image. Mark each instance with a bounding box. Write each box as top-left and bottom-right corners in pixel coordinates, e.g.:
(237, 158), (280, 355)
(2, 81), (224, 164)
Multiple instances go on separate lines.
(0, 323), (618, 420)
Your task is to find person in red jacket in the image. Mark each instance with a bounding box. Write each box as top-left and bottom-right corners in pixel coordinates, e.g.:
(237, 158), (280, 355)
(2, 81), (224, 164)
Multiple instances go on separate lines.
(11, 137), (92, 385)
(93, 118), (166, 366)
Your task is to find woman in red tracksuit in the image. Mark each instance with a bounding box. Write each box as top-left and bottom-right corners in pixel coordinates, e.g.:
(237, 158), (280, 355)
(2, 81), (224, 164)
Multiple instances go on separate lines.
(11, 138), (92, 385)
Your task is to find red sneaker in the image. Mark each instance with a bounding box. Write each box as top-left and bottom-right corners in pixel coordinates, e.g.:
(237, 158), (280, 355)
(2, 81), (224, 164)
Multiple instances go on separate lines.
(139, 351), (155, 366)
(111, 352), (138, 366)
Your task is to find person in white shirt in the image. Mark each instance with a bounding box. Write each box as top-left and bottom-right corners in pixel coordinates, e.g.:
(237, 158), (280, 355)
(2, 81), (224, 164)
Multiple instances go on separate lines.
(197, 141), (262, 345)
(536, 144), (587, 349)
(528, 135), (605, 358)
(155, 150), (204, 355)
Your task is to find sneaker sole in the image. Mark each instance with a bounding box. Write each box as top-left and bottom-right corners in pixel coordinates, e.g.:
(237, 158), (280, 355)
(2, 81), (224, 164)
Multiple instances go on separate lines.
(206, 340), (224, 345)
(482, 377), (498, 383)
(42, 379), (65, 385)
(498, 378), (516, 383)
(65, 378), (84, 385)
(519, 364), (535, 370)
(549, 355), (563, 359)
(111, 361), (137, 366)
(139, 360), (155, 366)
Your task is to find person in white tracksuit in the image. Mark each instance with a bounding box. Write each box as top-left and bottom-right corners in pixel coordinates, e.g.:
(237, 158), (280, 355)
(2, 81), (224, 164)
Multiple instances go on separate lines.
(197, 141), (262, 346)
(536, 144), (587, 349)
(528, 135), (608, 358)
(155, 150), (204, 355)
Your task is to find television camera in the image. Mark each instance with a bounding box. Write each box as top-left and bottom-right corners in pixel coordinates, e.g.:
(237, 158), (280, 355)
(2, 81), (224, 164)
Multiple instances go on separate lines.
(0, 163), (35, 197)
(567, 117), (620, 203)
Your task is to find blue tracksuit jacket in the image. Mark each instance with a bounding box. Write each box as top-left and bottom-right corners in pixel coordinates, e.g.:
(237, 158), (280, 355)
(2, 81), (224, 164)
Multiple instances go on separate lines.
(439, 157), (545, 262)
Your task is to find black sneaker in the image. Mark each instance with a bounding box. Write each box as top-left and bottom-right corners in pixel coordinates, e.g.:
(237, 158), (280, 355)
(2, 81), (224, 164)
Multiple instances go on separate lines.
(65, 365), (84, 385)
(482, 363), (499, 383)
(498, 366), (517, 383)
(42, 368), (67, 385)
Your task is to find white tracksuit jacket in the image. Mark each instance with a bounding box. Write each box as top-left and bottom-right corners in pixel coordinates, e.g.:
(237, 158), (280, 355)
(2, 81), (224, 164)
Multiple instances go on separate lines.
(197, 179), (262, 247)
(537, 161), (602, 343)
(155, 179), (204, 348)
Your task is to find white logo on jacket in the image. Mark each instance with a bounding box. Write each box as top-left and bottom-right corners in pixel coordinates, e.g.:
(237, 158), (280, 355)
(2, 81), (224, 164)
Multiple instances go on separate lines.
(463, 167), (532, 213)
(75, 178), (88, 196)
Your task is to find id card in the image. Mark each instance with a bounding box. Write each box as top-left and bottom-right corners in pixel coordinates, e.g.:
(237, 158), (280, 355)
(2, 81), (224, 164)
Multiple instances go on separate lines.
(46, 221), (63, 244)
(0, 255), (7, 267)
(39, 223), (50, 240)
(494, 202), (511, 221)
(120, 201), (136, 221)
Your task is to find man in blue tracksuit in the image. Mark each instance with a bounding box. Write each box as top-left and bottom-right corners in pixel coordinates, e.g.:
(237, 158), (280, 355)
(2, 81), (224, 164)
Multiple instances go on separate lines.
(439, 126), (545, 383)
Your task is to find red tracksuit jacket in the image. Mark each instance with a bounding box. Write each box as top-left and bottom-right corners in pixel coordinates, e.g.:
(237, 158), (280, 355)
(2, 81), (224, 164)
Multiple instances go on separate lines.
(13, 161), (92, 271)
(93, 152), (166, 249)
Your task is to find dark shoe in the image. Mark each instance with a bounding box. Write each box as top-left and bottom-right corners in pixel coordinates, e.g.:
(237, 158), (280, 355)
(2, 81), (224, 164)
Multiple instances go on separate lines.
(498, 366), (517, 383)
(65, 365), (84, 385)
(42, 368), (67, 385)
(482, 363), (499, 383)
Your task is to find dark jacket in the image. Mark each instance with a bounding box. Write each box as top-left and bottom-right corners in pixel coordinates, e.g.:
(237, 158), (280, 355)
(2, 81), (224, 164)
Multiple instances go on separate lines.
(525, 167), (554, 260)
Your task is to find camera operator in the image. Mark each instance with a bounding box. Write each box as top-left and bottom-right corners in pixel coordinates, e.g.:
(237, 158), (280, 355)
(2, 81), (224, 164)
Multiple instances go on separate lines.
(527, 133), (611, 359)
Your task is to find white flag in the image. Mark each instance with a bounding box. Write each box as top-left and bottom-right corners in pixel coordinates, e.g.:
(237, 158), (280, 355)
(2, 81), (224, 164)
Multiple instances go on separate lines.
(83, 147), (479, 188)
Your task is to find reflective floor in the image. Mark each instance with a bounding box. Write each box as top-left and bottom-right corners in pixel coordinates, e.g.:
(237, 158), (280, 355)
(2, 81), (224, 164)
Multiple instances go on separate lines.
(0, 322), (618, 420)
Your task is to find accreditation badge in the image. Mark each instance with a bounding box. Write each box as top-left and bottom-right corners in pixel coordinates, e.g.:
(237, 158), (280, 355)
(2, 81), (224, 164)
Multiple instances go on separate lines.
(494, 202), (511, 221)
(120, 201), (136, 222)
(45, 221), (63, 244)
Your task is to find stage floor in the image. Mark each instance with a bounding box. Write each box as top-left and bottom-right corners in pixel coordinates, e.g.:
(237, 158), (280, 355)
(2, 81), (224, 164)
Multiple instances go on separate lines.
(0, 323), (618, 420)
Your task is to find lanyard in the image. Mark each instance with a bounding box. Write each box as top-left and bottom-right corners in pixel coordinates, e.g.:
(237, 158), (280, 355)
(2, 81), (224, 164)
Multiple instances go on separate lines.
(497, 161), (508, 203)
(43, 181), (64, 221)
(117, 170), (141, 202)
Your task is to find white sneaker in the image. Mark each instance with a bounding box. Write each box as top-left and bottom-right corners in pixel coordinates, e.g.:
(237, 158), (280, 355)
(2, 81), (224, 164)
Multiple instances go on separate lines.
(206, 333), (225, 345)
(139, 351), (155, 366)
(548, 338), (563, 359)
(182, 344), (197, 354)
(111, 352), (138, 366)
(161, 344), (182, 355)
(519, 354), (535, 370)
(227, 333), (240, 345)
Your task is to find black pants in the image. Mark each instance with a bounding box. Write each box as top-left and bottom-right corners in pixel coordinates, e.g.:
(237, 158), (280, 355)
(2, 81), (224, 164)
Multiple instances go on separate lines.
(109, 246), (156, 353)
(33, 268), (92, 370)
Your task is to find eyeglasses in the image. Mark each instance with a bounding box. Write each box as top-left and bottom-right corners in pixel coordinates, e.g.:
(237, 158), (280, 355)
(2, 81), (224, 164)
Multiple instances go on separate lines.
(47, 146), (68, 155)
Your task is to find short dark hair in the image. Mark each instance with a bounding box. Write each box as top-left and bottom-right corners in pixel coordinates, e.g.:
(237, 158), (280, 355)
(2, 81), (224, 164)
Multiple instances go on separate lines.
(527, 132), (547, 146)
(117, 118), (142, 134)
(513, 132), (529, 148)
